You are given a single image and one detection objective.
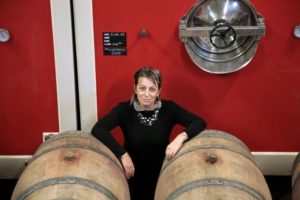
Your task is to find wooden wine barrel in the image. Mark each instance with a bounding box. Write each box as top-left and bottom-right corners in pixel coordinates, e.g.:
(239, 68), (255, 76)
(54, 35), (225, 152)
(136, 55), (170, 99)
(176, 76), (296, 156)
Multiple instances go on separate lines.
(292, 152), (300, 200)
(155, 129), (272, 200)
(12, 131), (130, 200)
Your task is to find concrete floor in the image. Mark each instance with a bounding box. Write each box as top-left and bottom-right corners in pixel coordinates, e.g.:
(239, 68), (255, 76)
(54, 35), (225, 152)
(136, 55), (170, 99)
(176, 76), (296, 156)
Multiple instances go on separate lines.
(1, 176), (293, 200)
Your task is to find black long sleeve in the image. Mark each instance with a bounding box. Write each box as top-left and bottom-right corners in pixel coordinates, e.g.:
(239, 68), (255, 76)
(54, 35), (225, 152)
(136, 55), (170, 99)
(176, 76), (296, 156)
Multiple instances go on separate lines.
(168, 100), (207, 139)
(91, 104), (126, 158)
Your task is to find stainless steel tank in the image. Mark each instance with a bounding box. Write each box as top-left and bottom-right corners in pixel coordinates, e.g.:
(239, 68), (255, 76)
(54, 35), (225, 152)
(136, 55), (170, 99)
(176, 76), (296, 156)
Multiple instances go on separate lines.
(179, 0), (265, 74)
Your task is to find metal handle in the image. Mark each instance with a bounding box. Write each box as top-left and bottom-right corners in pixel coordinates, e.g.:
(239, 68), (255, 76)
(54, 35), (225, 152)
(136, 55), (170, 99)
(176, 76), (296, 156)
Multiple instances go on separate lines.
(209, 19), (236, 49)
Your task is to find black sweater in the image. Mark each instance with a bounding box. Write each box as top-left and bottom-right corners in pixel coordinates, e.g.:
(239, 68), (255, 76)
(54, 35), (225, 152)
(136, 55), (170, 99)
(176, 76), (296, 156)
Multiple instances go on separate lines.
(91, 100), (206, 164)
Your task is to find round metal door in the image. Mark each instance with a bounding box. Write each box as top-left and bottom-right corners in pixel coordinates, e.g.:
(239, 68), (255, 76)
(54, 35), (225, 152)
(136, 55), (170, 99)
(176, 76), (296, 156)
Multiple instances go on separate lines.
(179, 0), (265, 74)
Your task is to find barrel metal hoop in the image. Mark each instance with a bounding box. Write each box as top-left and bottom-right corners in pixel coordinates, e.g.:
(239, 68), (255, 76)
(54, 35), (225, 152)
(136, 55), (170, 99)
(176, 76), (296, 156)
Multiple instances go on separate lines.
(37, 133), (100, 150)
(160, 144), (257, 175)
(166, 178), (265, 200)
(194, 130), (250, 151)
(16, 176), (118, 200)
(29, 144), (123, 172)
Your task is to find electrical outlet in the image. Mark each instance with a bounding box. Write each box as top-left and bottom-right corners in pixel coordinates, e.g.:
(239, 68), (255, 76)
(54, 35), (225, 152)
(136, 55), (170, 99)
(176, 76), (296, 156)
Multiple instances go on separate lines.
(42, 132), (59, 142)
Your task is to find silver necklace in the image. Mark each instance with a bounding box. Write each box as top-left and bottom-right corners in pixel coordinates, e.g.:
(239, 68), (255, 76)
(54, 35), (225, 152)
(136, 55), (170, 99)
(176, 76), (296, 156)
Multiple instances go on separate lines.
(137, 109), (159, 126)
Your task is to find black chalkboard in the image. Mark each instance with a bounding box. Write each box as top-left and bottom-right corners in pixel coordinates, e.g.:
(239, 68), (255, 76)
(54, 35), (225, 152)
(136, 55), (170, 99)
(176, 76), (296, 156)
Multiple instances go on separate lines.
(103, 32), (127, 56)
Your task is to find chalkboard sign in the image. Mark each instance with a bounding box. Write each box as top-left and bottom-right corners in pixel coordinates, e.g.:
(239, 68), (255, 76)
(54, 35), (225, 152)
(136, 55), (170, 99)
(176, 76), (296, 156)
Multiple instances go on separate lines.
(103, 32), (127, 56)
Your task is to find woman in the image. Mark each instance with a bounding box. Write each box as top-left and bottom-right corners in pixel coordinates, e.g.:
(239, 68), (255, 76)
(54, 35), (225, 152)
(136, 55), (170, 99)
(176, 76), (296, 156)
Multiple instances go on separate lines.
(91, 67), (206, 200)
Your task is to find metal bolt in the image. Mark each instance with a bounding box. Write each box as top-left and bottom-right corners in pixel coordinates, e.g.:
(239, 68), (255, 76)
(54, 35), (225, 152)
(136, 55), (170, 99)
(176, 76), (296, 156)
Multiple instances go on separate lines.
(139, 28), (148, 38)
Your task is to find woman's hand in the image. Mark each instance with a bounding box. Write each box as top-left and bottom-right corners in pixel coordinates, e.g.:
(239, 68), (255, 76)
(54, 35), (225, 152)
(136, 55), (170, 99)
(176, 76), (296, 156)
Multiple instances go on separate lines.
(165, 132), (188, 160)
(120, 152), (135, 179)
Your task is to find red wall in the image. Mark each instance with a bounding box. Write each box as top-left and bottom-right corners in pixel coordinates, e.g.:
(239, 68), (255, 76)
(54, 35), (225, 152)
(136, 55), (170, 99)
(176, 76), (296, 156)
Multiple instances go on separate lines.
(93, 0), (300, 151)
(0, 0), (59, 154)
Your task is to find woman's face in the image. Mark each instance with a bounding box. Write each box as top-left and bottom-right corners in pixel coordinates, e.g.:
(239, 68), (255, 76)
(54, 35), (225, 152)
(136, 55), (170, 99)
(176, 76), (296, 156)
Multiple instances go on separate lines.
(135, 77), (160, 109)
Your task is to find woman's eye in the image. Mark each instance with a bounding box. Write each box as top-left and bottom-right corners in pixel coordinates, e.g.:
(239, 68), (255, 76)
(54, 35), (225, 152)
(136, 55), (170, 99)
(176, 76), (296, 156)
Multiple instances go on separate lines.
(150, 88), (157, 92)
(139, 87), (146, 91)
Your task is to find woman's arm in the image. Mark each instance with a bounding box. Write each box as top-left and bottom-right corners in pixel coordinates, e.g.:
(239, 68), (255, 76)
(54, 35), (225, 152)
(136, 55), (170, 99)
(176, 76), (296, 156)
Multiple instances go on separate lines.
(165, 101), (207, 159)
(165, 132), (188, 160)
(91, 104), (126, 158)
(91, 103), (135, 179)
(170, 100), (207, 138)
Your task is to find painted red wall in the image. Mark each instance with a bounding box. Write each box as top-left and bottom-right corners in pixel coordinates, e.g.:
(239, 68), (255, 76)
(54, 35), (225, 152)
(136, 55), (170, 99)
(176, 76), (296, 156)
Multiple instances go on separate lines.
(0, 0), (59, 154)
(93, 0), (300, 151)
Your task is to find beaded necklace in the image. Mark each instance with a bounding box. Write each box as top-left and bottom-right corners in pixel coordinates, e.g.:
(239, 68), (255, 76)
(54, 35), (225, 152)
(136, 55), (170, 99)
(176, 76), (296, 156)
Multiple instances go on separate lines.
(133, 101), (161, 126)
(136, 109), (160, 126)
